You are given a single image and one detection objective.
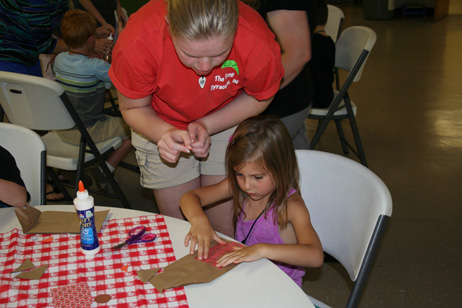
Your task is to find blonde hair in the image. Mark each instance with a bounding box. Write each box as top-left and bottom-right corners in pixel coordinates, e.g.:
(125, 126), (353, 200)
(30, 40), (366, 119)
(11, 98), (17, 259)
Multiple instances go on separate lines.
(226, 116), (300, 228)
(167, 0), (239, 40)
(60, 9), (97, 49)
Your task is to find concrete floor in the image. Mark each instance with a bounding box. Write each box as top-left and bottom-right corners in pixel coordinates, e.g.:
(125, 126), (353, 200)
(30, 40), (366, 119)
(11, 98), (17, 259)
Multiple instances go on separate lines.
(52, 3), (462, 307)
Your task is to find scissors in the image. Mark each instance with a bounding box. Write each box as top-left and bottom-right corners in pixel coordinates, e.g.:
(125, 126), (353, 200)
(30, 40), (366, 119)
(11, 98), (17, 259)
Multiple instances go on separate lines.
(111, 226), (157, 251)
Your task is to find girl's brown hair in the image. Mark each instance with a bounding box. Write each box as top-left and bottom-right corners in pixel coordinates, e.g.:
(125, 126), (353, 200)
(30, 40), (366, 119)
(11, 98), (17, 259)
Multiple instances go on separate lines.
(226, 116), (300, 228)
(60, 9), (97, 49)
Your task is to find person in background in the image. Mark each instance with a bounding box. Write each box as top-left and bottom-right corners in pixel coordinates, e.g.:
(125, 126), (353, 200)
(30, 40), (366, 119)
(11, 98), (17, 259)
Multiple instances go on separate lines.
(310, 0), (335, 108)
(109, 0), (284, 236)
(53, 9), (132, 192)
(244, 0), (316, 149)
(73, 0), (128, 40)
(0, 0), (114, 77)
(180, 116), (323, 287)
(0, 146), (30, 208)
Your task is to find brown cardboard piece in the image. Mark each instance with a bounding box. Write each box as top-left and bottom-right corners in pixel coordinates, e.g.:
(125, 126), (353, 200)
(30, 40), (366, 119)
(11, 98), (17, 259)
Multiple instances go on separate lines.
(14, 204), (109, 234)
(10, 258), (36, 273)
(15, 265), (49, 280)
(138, 241), (240, 292)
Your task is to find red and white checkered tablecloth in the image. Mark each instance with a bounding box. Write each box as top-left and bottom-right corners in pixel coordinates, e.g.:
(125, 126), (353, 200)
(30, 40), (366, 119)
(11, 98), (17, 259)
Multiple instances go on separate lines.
(0, 215), (189, 308)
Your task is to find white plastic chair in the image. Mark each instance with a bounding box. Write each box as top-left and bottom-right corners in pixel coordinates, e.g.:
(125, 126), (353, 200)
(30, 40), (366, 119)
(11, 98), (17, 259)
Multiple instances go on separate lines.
(0, 71), (132, 209)
(296, 150), (392, 308)
(325, 4), (344, 43)
(0, 123), (46, 206)
(308, 26), (377, 167)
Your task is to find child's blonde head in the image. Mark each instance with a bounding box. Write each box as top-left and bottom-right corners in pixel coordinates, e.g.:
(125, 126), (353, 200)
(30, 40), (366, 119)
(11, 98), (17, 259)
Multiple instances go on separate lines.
(60, 9), (97, 49)
(167, 0), (239, 41)
(226, 116), (300, 227)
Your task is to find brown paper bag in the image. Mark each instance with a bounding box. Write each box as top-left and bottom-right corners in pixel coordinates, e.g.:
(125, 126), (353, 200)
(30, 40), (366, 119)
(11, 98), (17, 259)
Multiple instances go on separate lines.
(15, 204), (109, 234)
(138, 241), (242, 292)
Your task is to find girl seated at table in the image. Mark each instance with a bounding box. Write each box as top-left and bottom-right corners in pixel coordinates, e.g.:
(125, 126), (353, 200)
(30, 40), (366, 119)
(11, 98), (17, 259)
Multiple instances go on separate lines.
(180, 116), (323, 287)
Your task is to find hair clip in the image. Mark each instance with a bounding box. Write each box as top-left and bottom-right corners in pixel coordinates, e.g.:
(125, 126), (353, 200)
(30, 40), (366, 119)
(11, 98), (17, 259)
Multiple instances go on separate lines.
(228, 134), (234, 144)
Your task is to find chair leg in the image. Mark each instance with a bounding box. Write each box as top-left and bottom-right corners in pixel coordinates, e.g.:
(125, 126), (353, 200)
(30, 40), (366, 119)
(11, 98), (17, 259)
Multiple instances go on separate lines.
(75, 135), (87, 190)
(47, 167), (73, 201)
(104, 89), (122, 117)
(334, 119), (349, 155)
(119, 161), (140, 173)
(310, 119), (326, 149)
(0, 105), (4, 122)
(348, 115), (368, 167)
(98, 159), (132, 209)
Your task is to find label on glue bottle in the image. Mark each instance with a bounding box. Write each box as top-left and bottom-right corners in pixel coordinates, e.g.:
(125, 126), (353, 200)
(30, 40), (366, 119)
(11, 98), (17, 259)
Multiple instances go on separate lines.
(74, 181), (100, 255)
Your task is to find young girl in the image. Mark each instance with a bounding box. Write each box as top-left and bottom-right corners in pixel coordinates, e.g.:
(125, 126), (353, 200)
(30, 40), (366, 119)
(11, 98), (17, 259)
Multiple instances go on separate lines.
(180, 116), (323, 287)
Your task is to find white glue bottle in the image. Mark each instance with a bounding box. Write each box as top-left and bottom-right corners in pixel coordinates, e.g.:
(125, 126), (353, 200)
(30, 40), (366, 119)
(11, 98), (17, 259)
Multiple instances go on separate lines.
(104, 33), (113, 63)
(74, 181), (100, 255)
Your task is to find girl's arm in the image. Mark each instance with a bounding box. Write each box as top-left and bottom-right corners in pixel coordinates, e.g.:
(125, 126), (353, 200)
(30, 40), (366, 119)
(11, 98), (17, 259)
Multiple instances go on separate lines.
(179, 179), (232, 259)
(266, 10), (311, 90)
(217, 194), (324, 268)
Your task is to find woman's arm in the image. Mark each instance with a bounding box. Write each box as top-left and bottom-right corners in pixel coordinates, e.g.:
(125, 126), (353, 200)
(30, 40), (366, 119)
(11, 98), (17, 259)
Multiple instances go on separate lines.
(115, 0), (127, 28)
(0, 179), (27, 208)
(78, 0), (114, 33)
(180, 179), (232, 259)
(188, 92), (273, 159)
(52, 38), (68, 54)
(118, 92), (193, 163)
(193, 91), (273, 137)
(266, 10), (311, 89)
(217, 194), (323, 268)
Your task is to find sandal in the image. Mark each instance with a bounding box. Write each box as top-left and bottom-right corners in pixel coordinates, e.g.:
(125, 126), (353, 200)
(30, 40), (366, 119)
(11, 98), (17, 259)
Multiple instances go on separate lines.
(57, 171), (70, 183)
(46, 185), (66, 202)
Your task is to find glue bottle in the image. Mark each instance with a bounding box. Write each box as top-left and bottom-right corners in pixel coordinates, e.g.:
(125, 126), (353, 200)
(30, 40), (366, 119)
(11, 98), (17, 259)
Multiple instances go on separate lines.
(104, 33), (113, 63)
(74, 181), (100, 255)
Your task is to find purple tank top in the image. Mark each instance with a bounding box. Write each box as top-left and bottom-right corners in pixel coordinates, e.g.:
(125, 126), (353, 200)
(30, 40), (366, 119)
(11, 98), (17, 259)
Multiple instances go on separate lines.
(235, 188), (305, 287)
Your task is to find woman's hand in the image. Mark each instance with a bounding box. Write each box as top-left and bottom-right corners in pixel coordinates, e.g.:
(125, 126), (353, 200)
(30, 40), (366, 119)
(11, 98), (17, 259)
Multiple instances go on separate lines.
(116, 8), (128, 28)
(157, 129), (193, 163)
(94, 38), (113, 55)
(187, 122), (211, 158)
(216, 244), (265, 267)
(185, 218), (226, 260)
(96, 24), (115, 38)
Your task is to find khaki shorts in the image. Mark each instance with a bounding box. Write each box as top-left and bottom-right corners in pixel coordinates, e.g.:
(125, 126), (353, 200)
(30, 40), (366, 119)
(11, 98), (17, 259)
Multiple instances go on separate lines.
(57, 116), (130, 145)
(132, 127), (235, 189)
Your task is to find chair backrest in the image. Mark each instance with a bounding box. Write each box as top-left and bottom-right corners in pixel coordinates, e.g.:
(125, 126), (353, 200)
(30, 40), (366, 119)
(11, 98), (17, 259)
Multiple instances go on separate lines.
(0, 123), (46, 206)
(0, 71), (75, 131)
(335, 26), (377, 83)
(296, 150), (392, 306)
(325, 4), (344, 43)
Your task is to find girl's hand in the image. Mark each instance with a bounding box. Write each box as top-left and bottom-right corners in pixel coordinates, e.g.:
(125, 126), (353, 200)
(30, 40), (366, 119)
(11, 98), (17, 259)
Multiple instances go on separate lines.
(157, 129), (193, 163)
(216, 244), (265, 267)
(184, 221), (226, 260)
(187, 122), (211, 158)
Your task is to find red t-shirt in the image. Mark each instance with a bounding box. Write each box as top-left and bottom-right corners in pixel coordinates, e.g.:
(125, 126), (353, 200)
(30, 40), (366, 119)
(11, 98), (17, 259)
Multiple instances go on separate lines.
(109, 0), (284, 130)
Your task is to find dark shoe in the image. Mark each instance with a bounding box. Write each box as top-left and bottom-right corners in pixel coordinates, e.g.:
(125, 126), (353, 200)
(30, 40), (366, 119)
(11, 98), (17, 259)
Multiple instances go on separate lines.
(91, 167), (109, 192)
